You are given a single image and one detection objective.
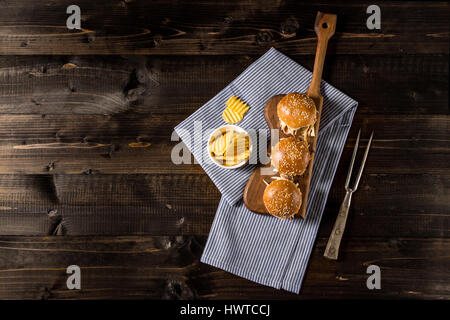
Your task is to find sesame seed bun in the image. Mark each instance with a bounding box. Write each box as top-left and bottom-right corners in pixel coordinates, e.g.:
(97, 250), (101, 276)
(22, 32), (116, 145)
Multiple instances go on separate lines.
(263, 179), (302, 219)
(271, 137), (310, 177)
(277, 92), (316, 130)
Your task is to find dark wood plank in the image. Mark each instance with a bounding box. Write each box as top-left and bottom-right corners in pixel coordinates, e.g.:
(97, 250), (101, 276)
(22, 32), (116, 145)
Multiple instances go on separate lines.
(0, 171), (447, 237)
(0, 114), (447, 175)
(0, 54), (448, 115)
(0, 236), (448, 299)
(0, 174), (220, 236)
(0, 56), (138, 115)
(0, 1), (447, 55)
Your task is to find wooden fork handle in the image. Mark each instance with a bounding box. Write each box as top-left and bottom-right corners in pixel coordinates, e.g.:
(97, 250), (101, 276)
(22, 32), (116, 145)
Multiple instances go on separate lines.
(307, 12), (337, 99)
(324, 191), (352, 260)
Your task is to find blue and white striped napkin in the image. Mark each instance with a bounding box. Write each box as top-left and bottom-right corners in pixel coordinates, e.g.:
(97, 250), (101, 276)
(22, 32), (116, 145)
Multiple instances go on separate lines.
(175, 48), (357, 293)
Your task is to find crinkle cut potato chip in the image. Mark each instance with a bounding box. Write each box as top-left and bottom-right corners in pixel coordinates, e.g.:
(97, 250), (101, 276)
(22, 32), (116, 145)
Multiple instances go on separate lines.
(227, 96), (250, 115)
(209, 129), (250, 167)
(211, 131), (234, 155)
(222, 108), (242, 124)
(222, 95), (250, 124)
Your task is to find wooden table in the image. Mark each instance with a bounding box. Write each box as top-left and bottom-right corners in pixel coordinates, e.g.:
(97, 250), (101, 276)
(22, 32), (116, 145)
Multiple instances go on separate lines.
(0, 1), (448, 300)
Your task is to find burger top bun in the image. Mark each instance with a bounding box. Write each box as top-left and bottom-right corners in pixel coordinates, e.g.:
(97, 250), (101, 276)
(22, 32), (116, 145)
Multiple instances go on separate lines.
(263, 179), (302, 219)
(272, 137), (310, 177)
(277, 92), (316, 130)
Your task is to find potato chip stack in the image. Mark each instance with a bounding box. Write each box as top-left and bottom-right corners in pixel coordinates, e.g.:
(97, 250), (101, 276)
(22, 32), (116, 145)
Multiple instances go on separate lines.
(222, 96), (250, 124)
(209, 130), (250, 166)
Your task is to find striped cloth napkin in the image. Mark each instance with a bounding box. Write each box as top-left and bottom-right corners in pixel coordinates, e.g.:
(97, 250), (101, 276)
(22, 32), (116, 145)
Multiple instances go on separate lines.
(175, 48), (357, 293)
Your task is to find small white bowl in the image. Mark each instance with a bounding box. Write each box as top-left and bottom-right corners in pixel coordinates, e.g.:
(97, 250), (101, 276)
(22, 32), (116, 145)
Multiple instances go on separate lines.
(207, 125), (253, 169)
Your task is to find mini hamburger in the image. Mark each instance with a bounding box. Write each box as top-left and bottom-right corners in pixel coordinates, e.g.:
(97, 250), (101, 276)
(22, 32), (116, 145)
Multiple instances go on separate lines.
(271, 137), (310, 178)
(263, 179), (302, 220)
(277, 92), (317, 137)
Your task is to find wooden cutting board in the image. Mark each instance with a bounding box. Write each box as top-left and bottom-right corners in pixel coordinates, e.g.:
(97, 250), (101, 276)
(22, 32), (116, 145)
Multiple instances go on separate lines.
(243, 12), (336, 219)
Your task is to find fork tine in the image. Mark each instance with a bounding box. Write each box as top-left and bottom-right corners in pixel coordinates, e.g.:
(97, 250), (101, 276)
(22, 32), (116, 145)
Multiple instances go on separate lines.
(345, 129), (361, 190)
(353, 131), (374, 191)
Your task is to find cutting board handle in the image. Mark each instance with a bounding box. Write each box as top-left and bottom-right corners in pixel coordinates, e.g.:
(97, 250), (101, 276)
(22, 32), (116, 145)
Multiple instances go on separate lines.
(307, 12), (337, 99)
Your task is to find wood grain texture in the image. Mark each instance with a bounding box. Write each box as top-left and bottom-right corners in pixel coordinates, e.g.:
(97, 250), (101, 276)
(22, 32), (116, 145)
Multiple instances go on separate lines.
(0, 55), (447, 115)
(0, 114), (447, 175)
(0, 1), (447, 55)
(0, 0), (448, 300)
(0, 236), (448, 299)
(0, 171), (448, 237)
(0, 174), (220, 236)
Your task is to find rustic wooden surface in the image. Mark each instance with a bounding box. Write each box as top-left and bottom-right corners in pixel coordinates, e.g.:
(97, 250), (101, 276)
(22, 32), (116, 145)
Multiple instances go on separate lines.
(0, 0), (448, 299)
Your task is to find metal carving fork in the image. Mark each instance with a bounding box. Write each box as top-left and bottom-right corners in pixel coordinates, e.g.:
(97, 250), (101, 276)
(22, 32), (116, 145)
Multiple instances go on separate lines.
(324, 130), (374, 260)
